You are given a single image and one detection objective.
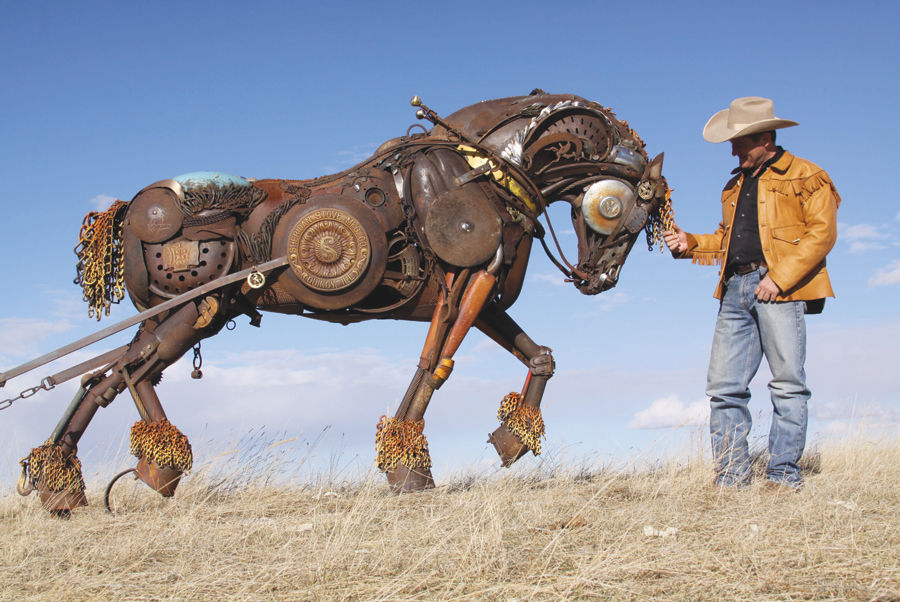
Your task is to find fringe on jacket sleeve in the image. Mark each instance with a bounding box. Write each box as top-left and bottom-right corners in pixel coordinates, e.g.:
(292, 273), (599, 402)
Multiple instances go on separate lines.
(690, 250), (724, 266)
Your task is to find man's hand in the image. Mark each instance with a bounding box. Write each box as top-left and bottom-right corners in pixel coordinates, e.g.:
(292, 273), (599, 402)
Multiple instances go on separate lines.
(663, 226), (688, 254)
(755, 274), (781, 302)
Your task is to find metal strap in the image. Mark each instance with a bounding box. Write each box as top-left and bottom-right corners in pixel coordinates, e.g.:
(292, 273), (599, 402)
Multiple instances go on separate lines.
(0, 256), (288, 387)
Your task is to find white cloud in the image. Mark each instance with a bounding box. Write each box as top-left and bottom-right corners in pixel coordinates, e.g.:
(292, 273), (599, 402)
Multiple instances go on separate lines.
(814, 400), (900, 423)
(840, 223), (888, 241)
(850, 241), (888, 253)
(840, 223), (892, 253)
(628, 394), (709, 429)
(529, 273), (569, 287)
(869, 260), (900, 287)
(572, 292), (629, 316)
(0, 317), (73, 360)
(896, 210), (900, 222)
(88, 194), (118, 212)
(336, 143), (379, 165)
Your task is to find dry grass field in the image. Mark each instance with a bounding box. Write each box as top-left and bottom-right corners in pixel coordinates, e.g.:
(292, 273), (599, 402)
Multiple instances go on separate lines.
(1, 432), (898, 602)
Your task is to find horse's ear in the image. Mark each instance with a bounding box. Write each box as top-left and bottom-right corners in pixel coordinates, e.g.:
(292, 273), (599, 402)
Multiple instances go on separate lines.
(650, 153), (664, 179)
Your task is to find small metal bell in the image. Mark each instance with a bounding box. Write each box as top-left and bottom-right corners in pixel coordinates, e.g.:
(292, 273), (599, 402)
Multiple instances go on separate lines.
(191, 369), (203, 380)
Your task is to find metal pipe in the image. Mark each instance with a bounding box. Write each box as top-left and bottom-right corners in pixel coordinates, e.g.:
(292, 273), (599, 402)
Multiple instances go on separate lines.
(49, 386), (88, 445)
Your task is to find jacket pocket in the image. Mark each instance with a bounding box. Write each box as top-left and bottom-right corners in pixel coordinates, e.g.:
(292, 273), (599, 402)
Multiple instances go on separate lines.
(770, 224), (804, 261)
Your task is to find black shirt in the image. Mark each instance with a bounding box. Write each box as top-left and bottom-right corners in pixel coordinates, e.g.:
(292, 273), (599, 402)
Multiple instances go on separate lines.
(726, 146), (785, 267)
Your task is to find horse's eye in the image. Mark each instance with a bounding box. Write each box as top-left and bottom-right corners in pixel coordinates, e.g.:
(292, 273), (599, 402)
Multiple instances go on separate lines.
(581, 179), (635, 235)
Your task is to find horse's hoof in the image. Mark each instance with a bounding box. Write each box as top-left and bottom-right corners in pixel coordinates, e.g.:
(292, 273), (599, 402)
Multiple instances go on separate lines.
(135, 457), (182, 497)
(488, 423), (530, 467)
(38, 489), (88, 513)
(385, 464), (435, 493)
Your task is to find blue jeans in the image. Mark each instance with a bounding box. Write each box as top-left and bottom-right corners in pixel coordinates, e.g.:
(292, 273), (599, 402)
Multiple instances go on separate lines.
(707, 268), (809, 488)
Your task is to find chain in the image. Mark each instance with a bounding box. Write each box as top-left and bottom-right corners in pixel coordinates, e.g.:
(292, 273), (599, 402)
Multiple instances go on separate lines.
(497, 392), (545, 455)
(374, 415), (432, 471)
(22, 440), (85, 494)
(0, 378), (55, 411)
(74, 200), (128, 320)
(191, 342), (203, 379)
(646, 181), (675, 253)
(130, 419), (193, 473)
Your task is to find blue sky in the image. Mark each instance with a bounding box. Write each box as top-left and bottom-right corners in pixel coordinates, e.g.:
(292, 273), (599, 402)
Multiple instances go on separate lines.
(1, 1), (898, 486)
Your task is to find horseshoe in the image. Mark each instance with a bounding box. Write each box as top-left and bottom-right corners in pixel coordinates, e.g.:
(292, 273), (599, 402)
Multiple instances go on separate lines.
(103, 468), (137, 514)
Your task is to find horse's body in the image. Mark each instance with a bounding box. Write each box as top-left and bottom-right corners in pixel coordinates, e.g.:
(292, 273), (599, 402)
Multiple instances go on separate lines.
(18, 92), (670, 512)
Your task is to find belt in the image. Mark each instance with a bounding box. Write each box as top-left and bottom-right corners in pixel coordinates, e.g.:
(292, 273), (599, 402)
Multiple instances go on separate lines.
(730, 259), (766, 276)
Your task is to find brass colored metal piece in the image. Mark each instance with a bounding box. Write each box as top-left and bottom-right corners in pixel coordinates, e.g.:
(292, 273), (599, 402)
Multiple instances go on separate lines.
(287, 208), (371, 292)
(193, 296), (220, 329)
(162, 240), (200, 272)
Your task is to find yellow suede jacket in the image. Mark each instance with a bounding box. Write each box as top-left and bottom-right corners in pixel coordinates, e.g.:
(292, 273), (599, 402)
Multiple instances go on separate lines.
(680, 151), (841, 301)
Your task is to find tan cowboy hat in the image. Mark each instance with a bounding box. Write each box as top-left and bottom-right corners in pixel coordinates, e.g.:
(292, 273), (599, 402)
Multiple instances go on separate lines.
(703, 97), (798, 143)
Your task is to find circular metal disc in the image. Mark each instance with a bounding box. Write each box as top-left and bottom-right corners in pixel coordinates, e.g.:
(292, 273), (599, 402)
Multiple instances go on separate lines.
(582, 179), (634, 235)
(128, 188), (183, 243)
(424, 188), (502, 267)
(272, 195), (388, 310)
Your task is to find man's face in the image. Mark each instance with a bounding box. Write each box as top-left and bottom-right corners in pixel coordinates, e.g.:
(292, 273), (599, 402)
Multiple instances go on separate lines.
(731, 135), (770, 170)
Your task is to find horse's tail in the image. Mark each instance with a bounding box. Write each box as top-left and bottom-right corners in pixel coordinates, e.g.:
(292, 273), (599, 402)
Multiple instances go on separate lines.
(74, 199), (129, 320)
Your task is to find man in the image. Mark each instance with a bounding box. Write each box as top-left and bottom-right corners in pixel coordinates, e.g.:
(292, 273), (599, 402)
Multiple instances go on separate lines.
(664, 97), (840, 491)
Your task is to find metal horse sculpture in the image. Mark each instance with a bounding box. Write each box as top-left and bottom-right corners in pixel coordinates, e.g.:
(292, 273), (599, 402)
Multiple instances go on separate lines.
(4, 92), (672, 513)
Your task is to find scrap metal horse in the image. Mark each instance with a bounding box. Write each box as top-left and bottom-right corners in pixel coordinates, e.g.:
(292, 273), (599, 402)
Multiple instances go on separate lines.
(8, 92), (672, 513)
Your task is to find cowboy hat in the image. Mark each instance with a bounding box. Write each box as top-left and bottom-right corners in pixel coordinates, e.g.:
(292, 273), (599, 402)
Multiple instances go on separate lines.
(703, 97), (798, 143)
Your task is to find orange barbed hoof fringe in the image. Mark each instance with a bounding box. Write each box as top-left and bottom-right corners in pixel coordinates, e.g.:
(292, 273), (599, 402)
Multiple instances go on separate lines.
(375, 416), (433, 472)
(497, 392), (545, 455)
(130, 419), (193, 473)
(23, 441), (86, 494)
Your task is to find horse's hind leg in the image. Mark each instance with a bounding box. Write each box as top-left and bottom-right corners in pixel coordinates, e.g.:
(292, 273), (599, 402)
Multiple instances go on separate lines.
(476, 307), (555, 467)
(22, 298), (221, 511)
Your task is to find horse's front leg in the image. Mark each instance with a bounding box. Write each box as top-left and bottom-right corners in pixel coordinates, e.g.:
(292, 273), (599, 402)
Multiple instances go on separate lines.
(476, 306), (555, 467)
(377, 258), (501, 492)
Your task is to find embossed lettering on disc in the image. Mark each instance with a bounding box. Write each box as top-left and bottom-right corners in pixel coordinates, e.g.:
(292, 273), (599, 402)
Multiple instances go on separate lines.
(287, 209), (370, 291)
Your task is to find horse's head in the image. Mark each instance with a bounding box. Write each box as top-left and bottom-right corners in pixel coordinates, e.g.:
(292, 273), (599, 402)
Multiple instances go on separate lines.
(442, 93), (670, 295)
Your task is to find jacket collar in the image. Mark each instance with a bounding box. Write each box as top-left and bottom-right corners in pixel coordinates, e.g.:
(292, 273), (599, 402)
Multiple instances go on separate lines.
(768, 149), (794, 175)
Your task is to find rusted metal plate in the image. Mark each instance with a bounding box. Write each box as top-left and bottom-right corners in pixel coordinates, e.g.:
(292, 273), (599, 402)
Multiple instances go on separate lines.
(424, 188), (502, 267)
(145, 239), (235, 299)
(128, 188), (183, 243)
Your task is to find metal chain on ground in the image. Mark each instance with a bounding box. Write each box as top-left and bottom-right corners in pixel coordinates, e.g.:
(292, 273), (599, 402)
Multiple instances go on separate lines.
(130, 419), (193, 473)
(22, 440), (86, 494)
(374, 415), (432, 471)
(497, 392), (545, 455)
(0, 378), (55, 411)
(74, 200), (129, 320)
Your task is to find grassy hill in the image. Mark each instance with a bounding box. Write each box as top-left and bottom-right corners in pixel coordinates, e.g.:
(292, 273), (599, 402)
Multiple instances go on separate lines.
(2, 434), (898, 601)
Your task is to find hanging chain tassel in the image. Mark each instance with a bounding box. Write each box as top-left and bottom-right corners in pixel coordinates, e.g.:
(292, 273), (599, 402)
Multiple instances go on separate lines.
(74, 200), (128, 320)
